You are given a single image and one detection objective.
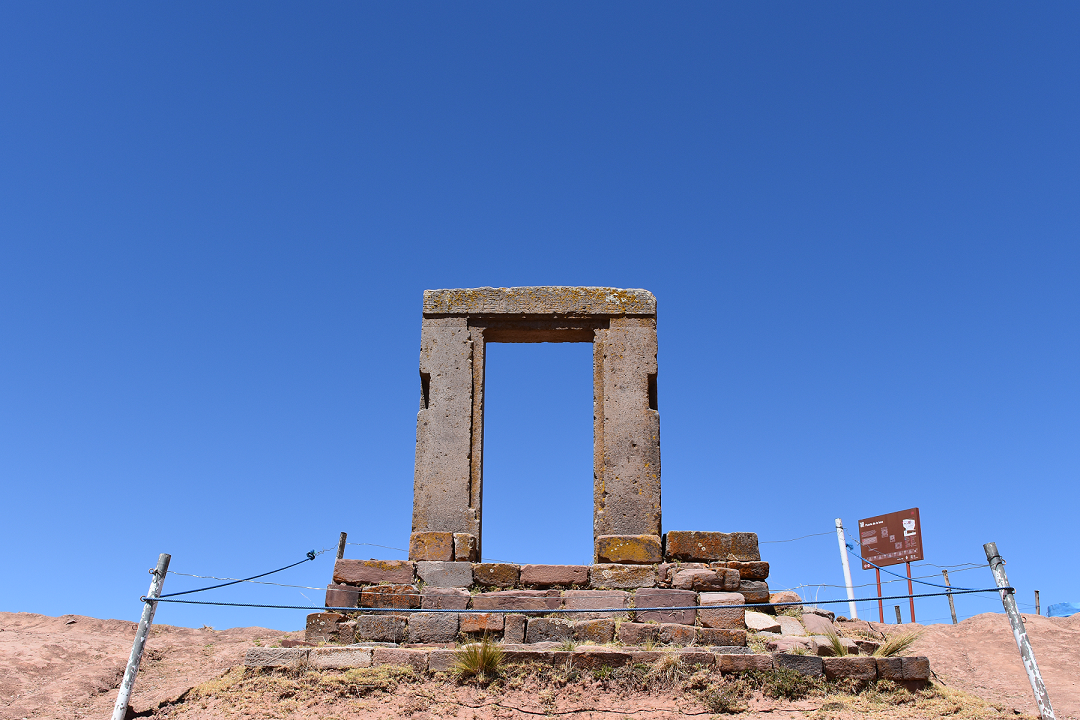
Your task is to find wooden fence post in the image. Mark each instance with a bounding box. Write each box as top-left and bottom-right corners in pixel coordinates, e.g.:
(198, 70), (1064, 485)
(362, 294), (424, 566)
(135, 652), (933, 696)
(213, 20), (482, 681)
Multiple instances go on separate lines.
(894, 605), (902, 624)
(984, 542), (1055, 720)
(112, 553), (170, 720)
(336, 532), (347, 560)
(942, 570), (958, 624)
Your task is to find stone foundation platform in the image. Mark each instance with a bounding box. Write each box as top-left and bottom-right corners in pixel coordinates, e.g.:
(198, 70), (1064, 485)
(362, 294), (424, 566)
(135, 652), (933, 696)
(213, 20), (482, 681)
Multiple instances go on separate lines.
(246, 643), (932, 684)
(310, 531), (772, 646)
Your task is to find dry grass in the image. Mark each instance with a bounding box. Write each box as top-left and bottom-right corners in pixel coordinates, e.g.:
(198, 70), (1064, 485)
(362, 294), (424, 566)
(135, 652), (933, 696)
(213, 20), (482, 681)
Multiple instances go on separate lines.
(874, 630), (923, 657)
(452, 637), (504, 681)
(159, 657), (1019, 720)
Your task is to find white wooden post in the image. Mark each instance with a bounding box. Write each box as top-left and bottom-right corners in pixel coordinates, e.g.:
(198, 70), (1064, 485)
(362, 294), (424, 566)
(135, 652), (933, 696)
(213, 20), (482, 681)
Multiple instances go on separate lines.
(984, 542), (1055, 720)
(834, 519), (858, 619)
(112, 553), (170, 720)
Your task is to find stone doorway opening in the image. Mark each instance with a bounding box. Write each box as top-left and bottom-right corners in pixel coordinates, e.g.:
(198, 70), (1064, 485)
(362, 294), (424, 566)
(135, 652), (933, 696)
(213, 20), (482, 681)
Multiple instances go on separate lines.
(481, 342), (594, 565)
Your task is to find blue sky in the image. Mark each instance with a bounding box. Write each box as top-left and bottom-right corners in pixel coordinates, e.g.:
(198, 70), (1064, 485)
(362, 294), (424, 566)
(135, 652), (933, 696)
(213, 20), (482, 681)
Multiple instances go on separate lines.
(1, 3), (1077, 631)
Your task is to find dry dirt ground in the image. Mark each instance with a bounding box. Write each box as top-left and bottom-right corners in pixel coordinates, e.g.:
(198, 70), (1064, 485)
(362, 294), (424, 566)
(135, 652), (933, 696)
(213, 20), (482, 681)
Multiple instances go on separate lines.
(1, 611), (1077, 720)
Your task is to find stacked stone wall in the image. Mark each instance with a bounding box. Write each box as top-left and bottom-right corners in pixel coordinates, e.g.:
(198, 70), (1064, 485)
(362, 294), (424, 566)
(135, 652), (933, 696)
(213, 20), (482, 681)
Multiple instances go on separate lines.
(310, 531), (771, 646)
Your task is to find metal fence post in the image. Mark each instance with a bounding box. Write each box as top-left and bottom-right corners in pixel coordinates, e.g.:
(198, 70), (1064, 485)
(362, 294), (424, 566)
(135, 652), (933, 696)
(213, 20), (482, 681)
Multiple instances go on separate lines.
(112, 553), (170, 720)
(983, 542), (1055, 720)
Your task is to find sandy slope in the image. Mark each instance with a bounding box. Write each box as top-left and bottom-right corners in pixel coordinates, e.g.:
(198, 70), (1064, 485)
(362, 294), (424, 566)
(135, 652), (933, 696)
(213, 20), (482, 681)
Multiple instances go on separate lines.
(1, 610), (1077, 719)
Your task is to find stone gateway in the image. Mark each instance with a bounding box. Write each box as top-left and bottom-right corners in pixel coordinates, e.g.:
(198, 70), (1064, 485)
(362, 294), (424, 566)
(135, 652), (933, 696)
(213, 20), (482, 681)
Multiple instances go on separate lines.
(410, 286), (661, 564)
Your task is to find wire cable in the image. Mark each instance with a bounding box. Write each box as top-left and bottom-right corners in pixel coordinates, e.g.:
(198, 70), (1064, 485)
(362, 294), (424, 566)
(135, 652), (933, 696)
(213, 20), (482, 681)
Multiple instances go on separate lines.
(159, 551), (323, 599)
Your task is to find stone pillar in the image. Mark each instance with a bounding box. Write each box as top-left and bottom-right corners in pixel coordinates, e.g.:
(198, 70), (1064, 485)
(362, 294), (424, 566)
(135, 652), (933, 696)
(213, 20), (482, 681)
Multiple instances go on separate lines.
(593, 317), (661, 560)
(411, 317), (479, 559)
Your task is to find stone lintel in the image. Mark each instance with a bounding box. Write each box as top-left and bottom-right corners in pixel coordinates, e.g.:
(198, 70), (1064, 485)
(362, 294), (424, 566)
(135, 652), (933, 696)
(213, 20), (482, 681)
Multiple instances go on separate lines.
(423, 287), (656, 317)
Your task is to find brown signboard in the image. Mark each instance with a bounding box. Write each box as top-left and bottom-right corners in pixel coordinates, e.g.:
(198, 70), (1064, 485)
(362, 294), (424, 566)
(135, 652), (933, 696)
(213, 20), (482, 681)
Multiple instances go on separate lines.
(858, 508), (923, 569)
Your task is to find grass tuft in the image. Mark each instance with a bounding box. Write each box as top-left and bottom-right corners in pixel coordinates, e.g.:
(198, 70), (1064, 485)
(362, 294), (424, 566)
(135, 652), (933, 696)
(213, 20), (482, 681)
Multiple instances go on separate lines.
(452, 637), (504, 681)
(873, 630), (922, 657)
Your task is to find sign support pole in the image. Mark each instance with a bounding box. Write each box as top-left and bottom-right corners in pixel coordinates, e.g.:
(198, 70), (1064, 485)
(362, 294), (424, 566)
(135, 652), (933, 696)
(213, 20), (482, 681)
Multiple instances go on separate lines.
(983, 542), (1055, 720)
(875, 568), (884, 623)
(942, 570), (958, 624)
(834, 518), (858, 619)
(112, 553), (170, 720)
(906, 561), (916, 622)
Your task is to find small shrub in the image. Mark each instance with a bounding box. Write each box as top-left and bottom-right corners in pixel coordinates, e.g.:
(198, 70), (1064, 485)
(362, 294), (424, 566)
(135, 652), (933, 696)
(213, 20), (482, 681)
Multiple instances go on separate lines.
(452, 638), (504, 681)
(749, 667), (819, 700)
(702, 686), (747, 714)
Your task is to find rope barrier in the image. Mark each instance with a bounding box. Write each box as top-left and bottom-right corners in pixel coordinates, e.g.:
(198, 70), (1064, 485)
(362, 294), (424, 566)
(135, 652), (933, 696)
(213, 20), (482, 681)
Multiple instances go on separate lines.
(144, 586), (1010, 613)
(159, 551), (322, 599)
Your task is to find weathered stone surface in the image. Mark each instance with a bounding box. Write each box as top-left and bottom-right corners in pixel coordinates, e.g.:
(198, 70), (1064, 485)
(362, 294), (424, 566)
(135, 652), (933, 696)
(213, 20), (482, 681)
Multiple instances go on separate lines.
(421, 586), (470, 610)
(325, 584), (360, 609)
(561, 589), (630, 620)
(453, 533), (478, 561)
(245, 647), (308, 668)
(354, 615), (407, 643)
(769, 590), (802, 610)
(519, 564), (588, 588)
(460, 613), (504, 634)
(875, 657), (903, 680)
(801, 612), (836, 636)
(409, 531), (455, 561)
(372, 647), (429, 673)
(730, 533), (761, 561)
(804, 607), (835, 622)
(573, 619), (616, 644)
(855, 639), (881, 655)
(658, 623), (695, 646)
(470, 589), (561, 613)
(737, 581), (770, 605)
(629, 650), (663, 663)
(595, 535), (662, 564)
(310, 647), (372, 669)
(473, 563), (519, 588)
(823, 656), (878, 681)
(774, 653), (823, 677)
(777, 616), (807, 637)
(717, 653), (775, 672)
(590, 564), (657, 589)
(902, 656), (931, 681)
(696, 628), (747, 646)
(617, 621), (658, 646)
(333, 559), (415, 586)
(698, 592), (745, 629)
(672, 568), (739, 591)
(664, 531), (732, 562)
(526, 618), (574, 643)
(504, 614), (526, 643)
(408, 612), (459, 643)
(593, 320), (661, 544)
(812, 635), (859, 657)
(428, 648), (457, 672)
(713, 561), (770, 580)
(424, 287), (657, 317)
(360, 584), (420, 609)
(745, 610), (781, 633)
(765, 635), (813, 653)
(501, 648), (557, 665)
(571, 648), (633, 669)
(634, 588), (696, 625)
(411, 320), (476, 541)
(675, 650), (715, 666)
(416, 561), (473, 588)
(305, 612), (344, 643)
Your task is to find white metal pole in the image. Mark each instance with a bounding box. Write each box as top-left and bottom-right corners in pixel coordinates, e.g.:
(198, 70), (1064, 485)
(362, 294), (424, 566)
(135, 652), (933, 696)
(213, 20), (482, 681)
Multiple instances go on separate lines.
(835, 518), (858, 620)
(112, 553), (170, 720)
(984, 542), (1055, 720)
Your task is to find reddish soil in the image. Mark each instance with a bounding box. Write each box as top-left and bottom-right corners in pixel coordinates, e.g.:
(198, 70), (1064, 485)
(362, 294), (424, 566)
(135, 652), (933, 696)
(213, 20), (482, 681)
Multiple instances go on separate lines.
(1, 610), (1077, 719)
